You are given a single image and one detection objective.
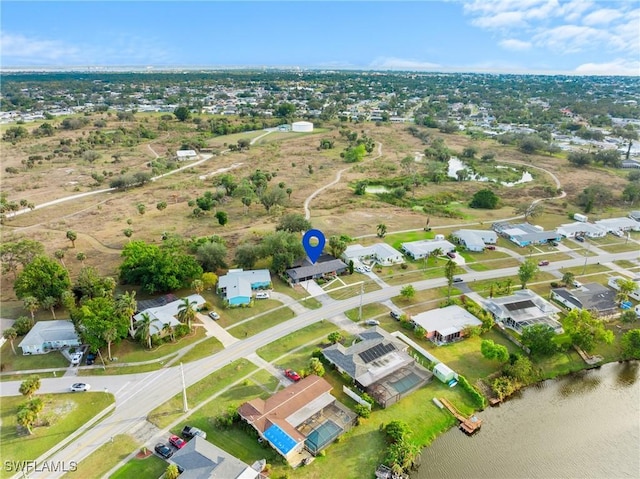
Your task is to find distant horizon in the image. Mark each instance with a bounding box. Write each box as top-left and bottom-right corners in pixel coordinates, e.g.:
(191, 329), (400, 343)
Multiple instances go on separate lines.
(2, 1), (638, 76)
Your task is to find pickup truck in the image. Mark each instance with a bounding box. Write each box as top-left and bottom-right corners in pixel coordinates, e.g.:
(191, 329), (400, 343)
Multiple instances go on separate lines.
(181, 425), (207, 439)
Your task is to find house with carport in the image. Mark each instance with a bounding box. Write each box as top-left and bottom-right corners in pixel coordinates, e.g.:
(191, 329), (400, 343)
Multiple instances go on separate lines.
(238, 375), (355, 464)
(400, 239), (455, 260)
(217, 269), (272, 306)
(133, 294), (205, 336)
(555, 222), (606, 239)
(551, 283), (620, 319)
(18, 320), (81, 355)
(492, 222), (560, 247)
(451, 229), (498, 252)
(284, 255), (347, 284)
(410, 305), (483, 345)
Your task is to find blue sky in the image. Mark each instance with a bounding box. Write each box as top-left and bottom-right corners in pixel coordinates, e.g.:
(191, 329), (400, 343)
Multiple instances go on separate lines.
(1, 1), (639, 74)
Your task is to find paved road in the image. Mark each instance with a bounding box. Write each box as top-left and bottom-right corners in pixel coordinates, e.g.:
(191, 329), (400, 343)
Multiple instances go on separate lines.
(5, 249), (639, 478)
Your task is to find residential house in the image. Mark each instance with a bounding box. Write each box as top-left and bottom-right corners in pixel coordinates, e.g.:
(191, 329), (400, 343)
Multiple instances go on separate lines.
(594, 217), (640, 233)
(483, 289), (564, 333)
(608, 276), (640, 301)
(323, 327), (432, 407)
(400, 239), (455, 260)
(555, 222), (606, 239)
(284, 255), (347, 284)
(551, 283), (620, 319)
(133, 294), (205, 336)
(451, 229), (498, 252)
(217, 269), (272, 306)
(628, 211), (640, 222)
(410, 305), (483, 345)
(492, 222), (561, 247)
(238, 375), (355, 463)
(342, 243), (404, 266)
(18, 320), (81, 355)
(170, 436), (263, 479)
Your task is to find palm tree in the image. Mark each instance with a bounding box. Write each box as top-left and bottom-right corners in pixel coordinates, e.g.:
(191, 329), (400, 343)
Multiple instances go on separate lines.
(116, 291), (137, 337)
(162, 322), (175, 342)
(66, 230), (77, 248)
(444, 259), (456, 301)
(23, 296), (39, 320)
(376, 223), (387, 238)
(102, 326), (118, 361)
(3, 327), (17, 355)
(41, 296), (57, 319)
(135, 312), (153, 349)
(615, 278), (637, 305)
(76, 252), (86, 266)
(177, 298), (197, 330)
(431, 248), (443, 263)
(562, 271), (575, 287)
(54, 249), (66, 269)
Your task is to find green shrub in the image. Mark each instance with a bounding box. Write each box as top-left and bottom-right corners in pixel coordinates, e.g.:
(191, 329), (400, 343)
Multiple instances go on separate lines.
(457, 374), (486, 409)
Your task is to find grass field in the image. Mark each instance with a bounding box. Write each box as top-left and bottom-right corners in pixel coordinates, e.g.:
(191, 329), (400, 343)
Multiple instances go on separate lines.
(226, 307), (295, 338)
(110, 453), (167, 479)
(344, 303), (389, 321)
(179, 337), (224, 363)
(1, 393), (114, 479)
(0, 342), (69, 372)
(61, 434), (139, 479)
(256, 320), (338, 362)
(103, 328), (206, 364)
(78, 355), (177, 376)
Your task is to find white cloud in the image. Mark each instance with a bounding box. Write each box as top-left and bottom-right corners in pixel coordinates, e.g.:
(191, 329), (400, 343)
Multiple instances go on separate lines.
(574, 58), (640, 75)
(472, 11), (526, 29)
(559, 0), (594, 22)
(534, 24), (627, 53)
(369, 57), (441, 70)
(499, 39), (532, 50)
(583, 8), (624, 25)
(0, 33), (80, 63)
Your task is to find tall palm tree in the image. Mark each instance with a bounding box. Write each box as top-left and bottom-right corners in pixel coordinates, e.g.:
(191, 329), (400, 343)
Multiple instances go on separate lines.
(23, 296), (39, 320)
(615, 278), (637, 305)
(3, 328), (17, 355)
(376, 223), (387, 238)
(162, 322), (175, 342)
(136, 312), (153, 349)
(116, 291), (138, 337)
(444, 259), (456, 301)
(41, 296), (57, 319)
(102, 326), (118, 361)
(54, 249), (66, 269)
(177, 298), (197, 330)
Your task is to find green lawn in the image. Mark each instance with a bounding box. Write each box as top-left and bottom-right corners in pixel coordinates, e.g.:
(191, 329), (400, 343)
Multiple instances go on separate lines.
(345, 303), (389, 322)
(105, 328), (206, 363)
(248, 369), (282, 394)
(110, 453), (167, 479)
(61, 434), (138, 479)
(273, 343), (324, 373)
(179, 337), (224, 363)
(256, 321), (338, 362)
(78, 356), (177, 376)
(0, 371), (58, 382)
(324, 277), (381, 300)
(200, 290), (286, 327)
(384, 230), (435, 251)
(1, 393), (114, 479)
(0, 342), (69, 372)
(147, 359), (257, 429)
(226, 307), (295, 338)
(271, 277), (323, 309)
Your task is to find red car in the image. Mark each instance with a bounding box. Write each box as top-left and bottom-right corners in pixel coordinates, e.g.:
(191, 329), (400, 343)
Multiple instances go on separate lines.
(538, 260), (550, 266)
(284, 369), (301, 382)
(169, 434), (186, 449)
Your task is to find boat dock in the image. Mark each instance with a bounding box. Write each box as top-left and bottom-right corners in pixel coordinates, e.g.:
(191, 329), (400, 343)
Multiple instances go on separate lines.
(440, 397), (483, 435)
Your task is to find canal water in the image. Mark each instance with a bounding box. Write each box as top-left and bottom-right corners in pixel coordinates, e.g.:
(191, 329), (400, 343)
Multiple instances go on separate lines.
(414, 362), (640, 479)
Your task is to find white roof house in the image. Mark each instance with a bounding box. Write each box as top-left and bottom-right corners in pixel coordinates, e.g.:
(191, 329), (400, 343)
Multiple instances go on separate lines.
(483, 289), (563, 334)
(411, 305), (483, 344)
(452, 229), (497, 252)
(133, 294), (205, 336)
(176, 149), (197, 160)
(556, 222), (607, 238)
(18, 320), (80, 355)
(594, 217), (640, 233)
(401, 239), (455, 260)
(342, 243), (405, 266)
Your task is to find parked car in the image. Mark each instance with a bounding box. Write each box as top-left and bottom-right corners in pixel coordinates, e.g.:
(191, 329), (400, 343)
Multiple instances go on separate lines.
(70, 352), (83, 365)
(575, 236), (585, 243)
(86, 353), (96, 365)
(284, 369), (301, 382)
(169, 434), (187, 449)
(364, 319), (380, 326)
(363, 265), (372, 272)
(550, 241), (559, 247)
(70, 383), (90, 392)
(255, 291), (270, 299)
(572, 280), (583, 288)
(181, 425), (207, 439)
(390, 310), (402, 321)
(446, 251), (456, 259)
(355, 266), (366, 273)
(486, 245), (496, 250)
(154, 443), (173, 459)
(208, 311), (220, 320)
(538, 260), (550, 266)
(453, 277), (464, 283)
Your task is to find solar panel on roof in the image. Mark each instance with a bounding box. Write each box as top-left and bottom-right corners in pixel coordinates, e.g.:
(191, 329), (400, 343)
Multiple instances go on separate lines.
(358, 342), (396, 363)
(505, 300), (535, 312)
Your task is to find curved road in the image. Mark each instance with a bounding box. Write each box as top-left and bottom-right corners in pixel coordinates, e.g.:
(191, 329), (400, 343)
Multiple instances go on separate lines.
(4, 249), (639, 479)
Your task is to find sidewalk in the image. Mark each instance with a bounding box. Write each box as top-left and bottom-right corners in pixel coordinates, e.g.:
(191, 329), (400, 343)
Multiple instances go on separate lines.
(195, 313), (238, 347)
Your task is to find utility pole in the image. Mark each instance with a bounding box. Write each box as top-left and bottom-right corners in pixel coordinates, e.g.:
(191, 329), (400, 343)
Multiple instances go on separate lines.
(181, 362), (188, 413)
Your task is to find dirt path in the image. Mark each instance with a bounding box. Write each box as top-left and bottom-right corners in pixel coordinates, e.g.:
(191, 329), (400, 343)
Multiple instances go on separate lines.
(304, 142), (383, 220)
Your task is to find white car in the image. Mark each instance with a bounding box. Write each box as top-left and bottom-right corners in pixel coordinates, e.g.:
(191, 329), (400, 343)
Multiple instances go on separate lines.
(355, 266), (366, 273)
(363, 265), (372, 272)
(573, 280), (583, 289)
(70, 352), (83, 365)
(364, 319), (380, 326)
(70, 383), (90, 392)
(208, 311), (220, 320)
(255, 291), (270, 299)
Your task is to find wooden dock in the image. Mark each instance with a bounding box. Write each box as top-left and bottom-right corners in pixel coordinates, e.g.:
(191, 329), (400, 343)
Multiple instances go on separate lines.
(440, 397), (483, 435)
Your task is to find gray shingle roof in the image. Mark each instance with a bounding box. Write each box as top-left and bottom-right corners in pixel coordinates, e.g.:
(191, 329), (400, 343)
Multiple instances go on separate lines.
(170, 436), (257, 479)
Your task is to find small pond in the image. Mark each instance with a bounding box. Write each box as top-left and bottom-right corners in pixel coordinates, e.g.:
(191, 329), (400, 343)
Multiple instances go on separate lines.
(447, 157), (532, 186)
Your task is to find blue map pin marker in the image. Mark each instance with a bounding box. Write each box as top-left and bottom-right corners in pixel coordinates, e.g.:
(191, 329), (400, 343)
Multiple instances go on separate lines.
(302, 229), (326, 264)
